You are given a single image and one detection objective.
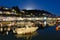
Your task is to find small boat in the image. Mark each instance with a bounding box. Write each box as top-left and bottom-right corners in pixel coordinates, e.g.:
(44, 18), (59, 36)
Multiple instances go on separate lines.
(13, 25), (38, 34)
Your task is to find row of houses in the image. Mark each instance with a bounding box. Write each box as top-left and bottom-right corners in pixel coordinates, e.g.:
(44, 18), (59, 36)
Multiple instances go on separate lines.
(0, 6), (59, 21)
(0, 17), (60, 21)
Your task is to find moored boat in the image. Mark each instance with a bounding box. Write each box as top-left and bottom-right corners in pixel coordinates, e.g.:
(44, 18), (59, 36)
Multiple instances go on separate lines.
(13, 22), (38, 34)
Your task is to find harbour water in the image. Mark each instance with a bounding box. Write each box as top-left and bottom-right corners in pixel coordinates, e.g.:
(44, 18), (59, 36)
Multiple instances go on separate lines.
(0, 26), (60, 40)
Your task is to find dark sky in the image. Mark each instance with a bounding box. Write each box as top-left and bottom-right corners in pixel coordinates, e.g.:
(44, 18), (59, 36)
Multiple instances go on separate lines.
(0, 0), (60, 16)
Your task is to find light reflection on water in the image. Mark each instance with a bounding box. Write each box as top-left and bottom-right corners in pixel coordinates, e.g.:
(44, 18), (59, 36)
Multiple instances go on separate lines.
(0, 26), (60, 40)
(15, 32), (39, 40)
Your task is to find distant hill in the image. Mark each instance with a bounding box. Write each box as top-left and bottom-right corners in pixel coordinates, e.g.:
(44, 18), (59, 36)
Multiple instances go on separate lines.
(0, 6), (56, 17)
(22, 9), (56, 17)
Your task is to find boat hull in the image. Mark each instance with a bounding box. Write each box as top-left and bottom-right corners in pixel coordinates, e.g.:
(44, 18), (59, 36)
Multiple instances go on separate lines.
(13, 27), (38, 34)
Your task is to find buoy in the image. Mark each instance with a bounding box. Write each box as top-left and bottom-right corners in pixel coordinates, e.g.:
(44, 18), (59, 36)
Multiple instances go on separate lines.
(56, 27), (58, 31)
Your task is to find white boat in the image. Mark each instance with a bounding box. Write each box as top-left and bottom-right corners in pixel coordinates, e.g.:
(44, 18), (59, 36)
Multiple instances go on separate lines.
(13, 25), (38, 34)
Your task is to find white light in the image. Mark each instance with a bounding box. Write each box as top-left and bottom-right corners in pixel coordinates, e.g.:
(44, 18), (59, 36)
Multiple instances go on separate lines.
(44, 17), (47, 20)
(3, 8), (8, 10)
(44, 21), (46, 24)
(26, 7), (33, 10)
(24, 6), (35, 10)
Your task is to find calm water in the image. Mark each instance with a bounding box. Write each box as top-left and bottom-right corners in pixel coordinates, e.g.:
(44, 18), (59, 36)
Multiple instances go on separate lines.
(0, 26), (60, 40)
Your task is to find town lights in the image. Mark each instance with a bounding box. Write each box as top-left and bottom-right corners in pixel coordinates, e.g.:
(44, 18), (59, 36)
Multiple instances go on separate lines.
(44, 17), (47, 20)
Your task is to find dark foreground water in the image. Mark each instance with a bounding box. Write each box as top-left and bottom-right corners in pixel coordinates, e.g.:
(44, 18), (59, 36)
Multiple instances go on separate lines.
(0, 26), (60, 40)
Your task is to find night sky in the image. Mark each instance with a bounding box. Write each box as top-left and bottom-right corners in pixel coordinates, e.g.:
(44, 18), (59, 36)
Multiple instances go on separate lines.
(0, 0), (60, 16)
